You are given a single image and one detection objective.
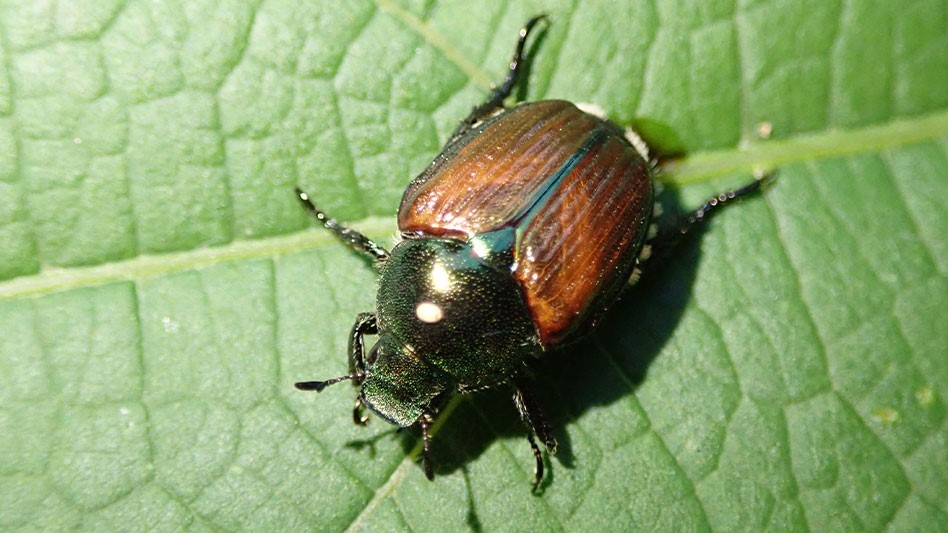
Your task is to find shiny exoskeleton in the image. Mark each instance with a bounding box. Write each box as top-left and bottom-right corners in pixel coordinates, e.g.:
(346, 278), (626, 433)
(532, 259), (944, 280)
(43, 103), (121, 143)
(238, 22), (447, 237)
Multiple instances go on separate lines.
(295, 15), (770, 492)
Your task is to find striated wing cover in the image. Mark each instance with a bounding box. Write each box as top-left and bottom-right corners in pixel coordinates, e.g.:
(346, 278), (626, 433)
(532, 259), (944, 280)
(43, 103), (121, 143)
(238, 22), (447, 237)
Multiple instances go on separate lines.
(398, 100), (653, 345)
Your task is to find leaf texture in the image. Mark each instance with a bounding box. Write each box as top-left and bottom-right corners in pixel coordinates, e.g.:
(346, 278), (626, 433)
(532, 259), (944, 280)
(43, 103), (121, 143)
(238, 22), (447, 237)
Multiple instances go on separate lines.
(1, 1), (946, 531)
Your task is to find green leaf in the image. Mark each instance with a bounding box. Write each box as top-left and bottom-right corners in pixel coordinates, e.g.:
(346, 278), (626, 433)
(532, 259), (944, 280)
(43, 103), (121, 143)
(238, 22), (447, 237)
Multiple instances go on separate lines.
(1, 1), (946, 531)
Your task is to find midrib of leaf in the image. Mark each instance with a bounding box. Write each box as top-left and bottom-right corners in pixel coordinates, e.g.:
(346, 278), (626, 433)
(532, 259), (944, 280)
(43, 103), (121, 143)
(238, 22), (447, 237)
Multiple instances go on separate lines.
(668, 110), (948, 183)
(345, 396), (463, 533)
(1, 112), (946, 301)
(0, 218), (395, 299)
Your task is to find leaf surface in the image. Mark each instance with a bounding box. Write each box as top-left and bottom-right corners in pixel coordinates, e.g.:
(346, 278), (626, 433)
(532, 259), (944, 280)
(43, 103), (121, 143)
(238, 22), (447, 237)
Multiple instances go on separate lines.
(1, 1), (946, 531)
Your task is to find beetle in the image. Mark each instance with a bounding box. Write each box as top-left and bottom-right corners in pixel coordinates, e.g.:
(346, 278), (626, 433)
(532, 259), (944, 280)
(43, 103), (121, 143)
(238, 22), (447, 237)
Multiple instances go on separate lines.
(295, 15), (770, 492)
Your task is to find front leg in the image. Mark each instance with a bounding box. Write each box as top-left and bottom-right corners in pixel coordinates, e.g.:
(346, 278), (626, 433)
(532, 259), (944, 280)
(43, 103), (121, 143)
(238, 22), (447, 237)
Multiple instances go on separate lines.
(295, 187), (390, 264)
(295, 312), (379, 425)
(348, 312), (378, 425)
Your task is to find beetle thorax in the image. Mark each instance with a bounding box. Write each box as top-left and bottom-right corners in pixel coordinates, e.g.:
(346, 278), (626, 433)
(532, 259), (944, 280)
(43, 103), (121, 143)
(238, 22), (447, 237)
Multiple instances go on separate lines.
(375, 238), (540, 389)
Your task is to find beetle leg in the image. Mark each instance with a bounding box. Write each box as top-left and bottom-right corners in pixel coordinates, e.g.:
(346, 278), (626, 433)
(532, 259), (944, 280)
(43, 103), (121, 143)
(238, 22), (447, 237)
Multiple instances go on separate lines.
(419, 412), (436, 481)
(295, 313), (378, 424)
(348, 313), (377, 376)
(295, 187), (390, 264)
(512, 375), (557, 492)
(348, 312), (377, 425)
(636, 171), (776, 282)
(451, 15), (548, 140)
(673, 171), (775, 238)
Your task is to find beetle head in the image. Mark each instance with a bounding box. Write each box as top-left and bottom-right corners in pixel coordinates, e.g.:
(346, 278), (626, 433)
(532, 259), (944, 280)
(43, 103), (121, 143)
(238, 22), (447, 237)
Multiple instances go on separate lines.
(359, 333), (449, 426)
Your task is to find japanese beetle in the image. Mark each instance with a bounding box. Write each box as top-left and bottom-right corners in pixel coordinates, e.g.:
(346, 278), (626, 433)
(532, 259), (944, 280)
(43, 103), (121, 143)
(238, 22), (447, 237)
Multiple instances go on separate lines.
(295, 15), (770, 492)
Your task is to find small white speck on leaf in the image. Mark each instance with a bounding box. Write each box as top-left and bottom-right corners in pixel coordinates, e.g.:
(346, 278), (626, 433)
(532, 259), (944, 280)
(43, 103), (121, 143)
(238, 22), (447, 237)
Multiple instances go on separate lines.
(161, 316), (179, 333)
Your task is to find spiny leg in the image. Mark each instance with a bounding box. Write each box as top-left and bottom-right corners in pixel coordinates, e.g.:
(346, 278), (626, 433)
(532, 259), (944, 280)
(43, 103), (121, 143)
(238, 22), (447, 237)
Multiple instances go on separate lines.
(347, 312), (376, 376)
(673, 171), (775, 239)
(419, 412), (436, 481)
(512, 375), (557, 492)
(295, 312), (378, 426)
(451, 15), (548, 139)
(473, 15), (548, 118)
(348, 312), (377, 425)
(640, 171), (776, 279)
(295, 187), (390, 263)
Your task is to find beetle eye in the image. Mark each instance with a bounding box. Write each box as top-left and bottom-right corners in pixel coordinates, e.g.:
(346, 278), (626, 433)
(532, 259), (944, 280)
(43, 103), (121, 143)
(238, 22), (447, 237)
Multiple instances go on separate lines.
(415, 301), (444, 324)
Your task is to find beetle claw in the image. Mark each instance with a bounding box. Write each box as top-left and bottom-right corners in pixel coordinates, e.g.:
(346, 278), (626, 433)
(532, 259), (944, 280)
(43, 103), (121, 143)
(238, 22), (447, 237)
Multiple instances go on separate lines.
(353, 397), (369, 426)
(545, 438), (558, 456)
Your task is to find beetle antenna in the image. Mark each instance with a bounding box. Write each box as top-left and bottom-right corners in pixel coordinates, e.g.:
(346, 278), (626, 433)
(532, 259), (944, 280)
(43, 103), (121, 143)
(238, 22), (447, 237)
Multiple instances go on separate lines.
(295, 373), (364, 392)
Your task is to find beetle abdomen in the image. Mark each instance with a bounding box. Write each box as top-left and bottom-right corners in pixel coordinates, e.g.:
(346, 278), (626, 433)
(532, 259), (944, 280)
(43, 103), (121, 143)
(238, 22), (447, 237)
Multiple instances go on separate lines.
(399, 100), (653, 346)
